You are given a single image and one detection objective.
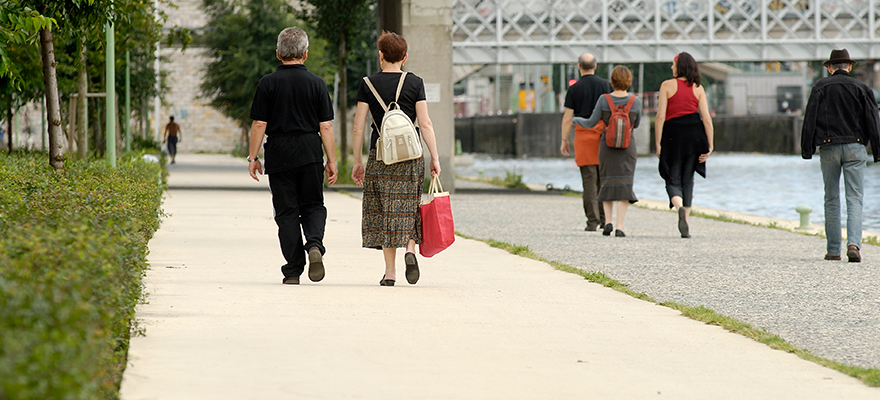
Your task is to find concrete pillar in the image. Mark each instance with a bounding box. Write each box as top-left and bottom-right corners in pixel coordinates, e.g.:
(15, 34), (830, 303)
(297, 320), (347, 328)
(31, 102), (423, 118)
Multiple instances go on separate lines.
(378, 0), (403, 34)
(401, 0), (455, 192)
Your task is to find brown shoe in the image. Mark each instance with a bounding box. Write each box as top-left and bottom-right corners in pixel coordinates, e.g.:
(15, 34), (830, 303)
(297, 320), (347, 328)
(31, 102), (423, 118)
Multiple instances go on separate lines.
(282, 276), (300, 285)
(824, 254), (841, 261)
(308, 247), (325, 282)
(847, 245), (861, 263)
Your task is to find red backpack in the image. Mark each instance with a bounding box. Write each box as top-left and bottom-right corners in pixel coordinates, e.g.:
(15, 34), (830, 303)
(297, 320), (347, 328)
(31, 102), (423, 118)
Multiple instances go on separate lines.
(603, 93), (636, 149)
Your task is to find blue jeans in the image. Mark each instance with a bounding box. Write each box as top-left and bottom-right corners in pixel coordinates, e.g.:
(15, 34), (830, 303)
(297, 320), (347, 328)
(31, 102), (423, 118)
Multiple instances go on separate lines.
(819, 143), (867, 255)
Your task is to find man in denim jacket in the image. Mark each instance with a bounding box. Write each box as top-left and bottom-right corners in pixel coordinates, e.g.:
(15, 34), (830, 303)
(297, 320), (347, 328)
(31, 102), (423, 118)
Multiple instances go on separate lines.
(802, 49), (880, 262)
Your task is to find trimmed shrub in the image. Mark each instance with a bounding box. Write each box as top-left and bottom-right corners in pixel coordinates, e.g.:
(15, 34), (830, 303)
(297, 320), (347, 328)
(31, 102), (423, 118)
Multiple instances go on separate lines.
(0, 152), (164, 399)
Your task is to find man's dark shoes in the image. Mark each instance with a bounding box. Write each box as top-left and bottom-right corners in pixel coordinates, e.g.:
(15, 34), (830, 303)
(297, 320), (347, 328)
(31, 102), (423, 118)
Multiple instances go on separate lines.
(379, 275), (395, 286)
(678, 208), (690, 238)
(602, 223), (613, 236)
(307, 247), (325, 282)
(282, 276), (300, 285)
(585, 224), (599, 232)
(824, 253), (841, 261)
(847, 245), (861, 262)
(404, 252), (420, 285)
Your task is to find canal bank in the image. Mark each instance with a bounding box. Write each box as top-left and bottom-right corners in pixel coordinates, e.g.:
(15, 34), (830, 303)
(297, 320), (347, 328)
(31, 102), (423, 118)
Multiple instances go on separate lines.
(456, 153), (880, 233)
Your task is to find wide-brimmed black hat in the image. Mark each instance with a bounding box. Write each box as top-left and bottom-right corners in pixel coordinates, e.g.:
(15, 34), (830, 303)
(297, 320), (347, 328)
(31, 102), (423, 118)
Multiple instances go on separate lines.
(823, 49), (856, 66)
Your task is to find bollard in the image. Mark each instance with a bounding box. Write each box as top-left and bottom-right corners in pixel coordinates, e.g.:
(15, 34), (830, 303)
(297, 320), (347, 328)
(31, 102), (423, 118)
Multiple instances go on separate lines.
(795, 205), (812, 230)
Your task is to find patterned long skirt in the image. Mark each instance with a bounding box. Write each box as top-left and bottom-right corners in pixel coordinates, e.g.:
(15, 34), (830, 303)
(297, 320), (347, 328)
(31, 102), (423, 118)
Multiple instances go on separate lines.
(362, 148), (424, 249)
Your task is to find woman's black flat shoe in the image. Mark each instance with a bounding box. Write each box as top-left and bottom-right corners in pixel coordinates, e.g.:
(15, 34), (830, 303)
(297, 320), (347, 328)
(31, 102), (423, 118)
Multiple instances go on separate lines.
(379, 275), (395, 286)
(602, 223), (613, 236)
(678, 208), (690, 238)
(404, 252), (420, 285)
(615, 229), (626, 237)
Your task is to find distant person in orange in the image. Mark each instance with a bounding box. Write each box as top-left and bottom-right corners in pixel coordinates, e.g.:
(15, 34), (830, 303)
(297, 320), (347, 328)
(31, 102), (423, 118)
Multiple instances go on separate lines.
(655, 52), (714, 238)
(561, 53), (612, 231)
(163, 116), (182, 164)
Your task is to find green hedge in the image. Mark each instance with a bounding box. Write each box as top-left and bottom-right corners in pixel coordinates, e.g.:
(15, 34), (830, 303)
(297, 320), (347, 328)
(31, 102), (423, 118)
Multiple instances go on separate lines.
(0, 152), (164, 399)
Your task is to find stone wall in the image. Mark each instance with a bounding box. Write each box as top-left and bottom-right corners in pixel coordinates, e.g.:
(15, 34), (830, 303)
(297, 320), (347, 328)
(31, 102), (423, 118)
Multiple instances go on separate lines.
(456, 112), (806, 156)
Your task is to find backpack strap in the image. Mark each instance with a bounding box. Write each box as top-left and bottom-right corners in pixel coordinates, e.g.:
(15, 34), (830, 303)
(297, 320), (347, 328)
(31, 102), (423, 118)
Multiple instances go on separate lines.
(392, 72), (407, 107)
(603, 93), (615, 125)
(623, 94), (636, 112)
(363, 77), (389, 113)
(364, 72), (411, 136)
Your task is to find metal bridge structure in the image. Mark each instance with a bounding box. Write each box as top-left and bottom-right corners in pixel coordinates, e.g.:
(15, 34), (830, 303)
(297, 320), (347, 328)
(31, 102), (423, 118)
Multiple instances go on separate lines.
(451, 0), (880, 64)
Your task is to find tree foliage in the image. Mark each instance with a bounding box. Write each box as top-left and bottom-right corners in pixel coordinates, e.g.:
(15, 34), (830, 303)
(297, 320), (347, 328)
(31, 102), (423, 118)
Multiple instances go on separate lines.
(200, 0), (297, 131)
(1, 0), (172, 162)
(298, 0), (376, 167)
(0, 1), (55, 87)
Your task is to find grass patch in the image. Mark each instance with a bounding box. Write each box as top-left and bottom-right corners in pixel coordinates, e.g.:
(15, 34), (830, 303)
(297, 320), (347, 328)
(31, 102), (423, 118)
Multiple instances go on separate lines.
(458, 168), (530, 190)
(459, 232), (880, 387)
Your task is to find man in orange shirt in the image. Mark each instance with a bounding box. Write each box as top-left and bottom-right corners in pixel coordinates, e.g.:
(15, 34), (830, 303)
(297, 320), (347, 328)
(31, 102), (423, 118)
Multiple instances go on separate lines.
(561, 54), (612, 231)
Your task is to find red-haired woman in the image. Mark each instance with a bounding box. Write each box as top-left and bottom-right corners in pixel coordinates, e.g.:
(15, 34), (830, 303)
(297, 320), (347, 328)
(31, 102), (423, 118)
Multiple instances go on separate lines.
(655, 52), (714, 238)
(351, 32), (442, 286)
(573, 65), (641, 237)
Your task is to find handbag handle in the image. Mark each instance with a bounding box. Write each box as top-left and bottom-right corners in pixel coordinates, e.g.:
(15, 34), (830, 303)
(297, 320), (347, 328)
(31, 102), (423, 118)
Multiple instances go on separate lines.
(427, 176), (448, 200)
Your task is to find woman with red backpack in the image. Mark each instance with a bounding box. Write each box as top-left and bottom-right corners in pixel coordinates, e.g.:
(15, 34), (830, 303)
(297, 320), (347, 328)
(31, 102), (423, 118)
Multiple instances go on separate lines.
(573, 65), (642, 237)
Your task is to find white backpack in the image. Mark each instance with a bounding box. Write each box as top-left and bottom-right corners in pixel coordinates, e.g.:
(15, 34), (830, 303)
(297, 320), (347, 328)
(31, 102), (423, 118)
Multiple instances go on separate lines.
(363, 72), (423, 165)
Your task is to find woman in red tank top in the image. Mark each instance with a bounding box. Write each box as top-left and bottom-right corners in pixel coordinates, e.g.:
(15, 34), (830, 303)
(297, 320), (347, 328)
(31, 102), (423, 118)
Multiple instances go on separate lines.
(654, 52), (715, 238)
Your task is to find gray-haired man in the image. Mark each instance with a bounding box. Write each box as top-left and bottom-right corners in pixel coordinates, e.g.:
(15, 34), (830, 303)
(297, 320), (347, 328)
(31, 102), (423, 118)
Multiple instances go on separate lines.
(248, 27), (338, 283)
(802, 48), (880, 262)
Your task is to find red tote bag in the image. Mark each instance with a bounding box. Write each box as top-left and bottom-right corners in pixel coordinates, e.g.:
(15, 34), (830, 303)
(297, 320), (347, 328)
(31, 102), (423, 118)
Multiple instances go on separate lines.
(420, 176), (455, 257)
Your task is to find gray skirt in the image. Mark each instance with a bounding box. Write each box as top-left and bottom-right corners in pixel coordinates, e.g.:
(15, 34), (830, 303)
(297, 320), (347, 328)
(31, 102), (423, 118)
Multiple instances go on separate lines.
(361, 148), (424, 249)
(597, 133), (638, 203)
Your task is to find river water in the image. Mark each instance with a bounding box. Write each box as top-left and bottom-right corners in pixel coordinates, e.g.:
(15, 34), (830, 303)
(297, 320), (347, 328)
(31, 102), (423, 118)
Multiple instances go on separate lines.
(456, 153), (880, 232)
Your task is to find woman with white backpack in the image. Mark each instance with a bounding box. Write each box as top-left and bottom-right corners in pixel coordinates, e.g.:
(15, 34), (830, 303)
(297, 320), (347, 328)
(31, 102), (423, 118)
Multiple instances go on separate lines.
(351, 32), (442, 287)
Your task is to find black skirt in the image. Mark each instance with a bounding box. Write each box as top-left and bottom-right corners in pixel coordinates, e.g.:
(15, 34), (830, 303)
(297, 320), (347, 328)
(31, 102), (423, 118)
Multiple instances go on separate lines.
(597, 132), (638, 203)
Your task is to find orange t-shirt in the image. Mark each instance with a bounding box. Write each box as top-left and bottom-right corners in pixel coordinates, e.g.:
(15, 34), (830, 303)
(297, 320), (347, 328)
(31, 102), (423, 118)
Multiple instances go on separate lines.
(573, 121), (604, 166)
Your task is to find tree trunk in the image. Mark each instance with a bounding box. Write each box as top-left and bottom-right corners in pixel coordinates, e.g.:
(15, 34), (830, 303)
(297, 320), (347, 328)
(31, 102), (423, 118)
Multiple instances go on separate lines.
(40, 27), (64, 170)
(338, 31), (348, 171)
(240, 125), (249, 157)
(76, 40), (88, 159)
(6, 106), (11, 153)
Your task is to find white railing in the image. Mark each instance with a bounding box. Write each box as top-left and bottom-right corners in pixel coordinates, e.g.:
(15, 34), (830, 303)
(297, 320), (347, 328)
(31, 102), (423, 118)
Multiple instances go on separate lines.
(452, 0), (880, 64)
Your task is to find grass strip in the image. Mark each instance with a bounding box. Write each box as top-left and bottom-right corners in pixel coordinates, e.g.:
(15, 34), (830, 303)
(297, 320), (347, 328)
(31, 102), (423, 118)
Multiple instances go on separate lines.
(456, 232), (880, 387)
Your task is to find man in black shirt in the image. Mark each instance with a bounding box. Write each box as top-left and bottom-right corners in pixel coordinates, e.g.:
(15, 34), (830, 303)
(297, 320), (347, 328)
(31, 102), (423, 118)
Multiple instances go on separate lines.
(248, 27), (338, 284)
(802, 49), (880, 263)
(561, 53), (612, 231)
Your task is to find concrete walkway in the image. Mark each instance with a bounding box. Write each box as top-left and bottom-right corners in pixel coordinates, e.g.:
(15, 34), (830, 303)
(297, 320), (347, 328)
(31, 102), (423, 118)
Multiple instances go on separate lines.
(120, 154), (879, 399)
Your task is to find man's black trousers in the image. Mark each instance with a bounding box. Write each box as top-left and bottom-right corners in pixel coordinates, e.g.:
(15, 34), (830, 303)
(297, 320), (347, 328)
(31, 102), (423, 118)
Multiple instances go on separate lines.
(268, 162), (326, 278)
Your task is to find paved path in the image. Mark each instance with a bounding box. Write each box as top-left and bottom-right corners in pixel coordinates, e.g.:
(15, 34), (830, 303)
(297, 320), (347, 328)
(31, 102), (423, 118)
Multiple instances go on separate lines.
(120, 154), (879, 399)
